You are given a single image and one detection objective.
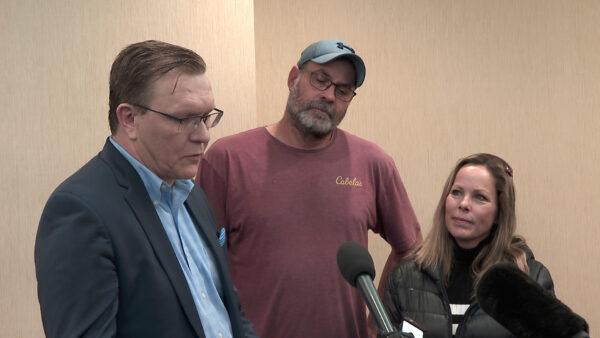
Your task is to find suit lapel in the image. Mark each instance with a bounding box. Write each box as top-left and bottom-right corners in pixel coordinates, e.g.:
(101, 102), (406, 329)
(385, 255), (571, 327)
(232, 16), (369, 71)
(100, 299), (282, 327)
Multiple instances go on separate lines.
(185, 188), (240, 327)
(185, 189), (231, 290)
(100, 140), (206, 338)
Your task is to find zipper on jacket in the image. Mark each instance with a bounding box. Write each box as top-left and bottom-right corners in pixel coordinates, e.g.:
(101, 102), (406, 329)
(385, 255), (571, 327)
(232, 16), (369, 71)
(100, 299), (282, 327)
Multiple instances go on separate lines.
(453, 303), (478, 337)
(436, 277), (455, 337)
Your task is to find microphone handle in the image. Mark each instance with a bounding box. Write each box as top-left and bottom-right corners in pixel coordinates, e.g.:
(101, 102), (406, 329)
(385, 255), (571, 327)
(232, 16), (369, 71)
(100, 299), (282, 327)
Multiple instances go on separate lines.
(356, 274), (396, 334)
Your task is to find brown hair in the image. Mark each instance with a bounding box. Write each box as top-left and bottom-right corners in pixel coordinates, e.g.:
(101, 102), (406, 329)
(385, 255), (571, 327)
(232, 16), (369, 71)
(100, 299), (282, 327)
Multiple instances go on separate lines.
(414, 153), (528, 288)
(108, 40), (206, 133)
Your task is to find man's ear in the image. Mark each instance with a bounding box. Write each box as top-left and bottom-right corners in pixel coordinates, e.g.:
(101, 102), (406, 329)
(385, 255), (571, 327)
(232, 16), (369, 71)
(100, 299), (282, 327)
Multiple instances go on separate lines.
(115, 103), (138, 140)
(287, 65), (301, 90)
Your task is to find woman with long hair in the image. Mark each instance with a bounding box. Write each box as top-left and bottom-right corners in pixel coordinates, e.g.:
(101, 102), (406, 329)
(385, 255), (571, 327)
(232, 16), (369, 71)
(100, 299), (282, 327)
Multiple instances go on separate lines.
(383, 153), (553, 338)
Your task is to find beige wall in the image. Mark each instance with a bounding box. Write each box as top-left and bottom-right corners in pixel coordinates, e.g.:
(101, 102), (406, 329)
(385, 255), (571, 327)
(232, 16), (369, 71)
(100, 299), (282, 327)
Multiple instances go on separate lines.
(255, 0), (599, 332)
(0, 1), (256, 336)
(1, 0), (598, 336)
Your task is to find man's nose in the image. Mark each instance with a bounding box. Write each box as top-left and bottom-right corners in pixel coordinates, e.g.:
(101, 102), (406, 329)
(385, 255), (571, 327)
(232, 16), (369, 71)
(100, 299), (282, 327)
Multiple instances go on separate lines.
(319, 84), (336, 102)
(190, 122), (210, 143)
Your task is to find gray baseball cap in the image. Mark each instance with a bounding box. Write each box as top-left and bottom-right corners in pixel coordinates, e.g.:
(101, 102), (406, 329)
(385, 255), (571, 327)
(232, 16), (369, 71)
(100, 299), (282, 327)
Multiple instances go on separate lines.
(297, 39), (366, 87)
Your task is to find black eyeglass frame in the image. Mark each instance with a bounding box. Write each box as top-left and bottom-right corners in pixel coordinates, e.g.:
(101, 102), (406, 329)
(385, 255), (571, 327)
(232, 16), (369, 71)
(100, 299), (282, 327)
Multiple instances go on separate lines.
(131, 103), (223, 131)
(302, 69), (357, 102)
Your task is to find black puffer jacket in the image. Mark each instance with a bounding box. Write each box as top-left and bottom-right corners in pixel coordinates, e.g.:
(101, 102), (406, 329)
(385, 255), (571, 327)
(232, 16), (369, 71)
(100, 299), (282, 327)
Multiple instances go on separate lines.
(383, 257), (554, 338)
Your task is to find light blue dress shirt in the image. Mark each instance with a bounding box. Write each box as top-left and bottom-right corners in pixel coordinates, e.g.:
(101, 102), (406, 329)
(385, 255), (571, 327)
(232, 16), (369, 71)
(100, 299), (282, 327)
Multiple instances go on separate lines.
(110, 138), (232, 338)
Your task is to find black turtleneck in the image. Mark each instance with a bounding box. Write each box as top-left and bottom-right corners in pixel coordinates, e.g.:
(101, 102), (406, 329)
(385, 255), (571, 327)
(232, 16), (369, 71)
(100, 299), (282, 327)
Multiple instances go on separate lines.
(447, 243), (481, 304)
(446, 238), (489, 336)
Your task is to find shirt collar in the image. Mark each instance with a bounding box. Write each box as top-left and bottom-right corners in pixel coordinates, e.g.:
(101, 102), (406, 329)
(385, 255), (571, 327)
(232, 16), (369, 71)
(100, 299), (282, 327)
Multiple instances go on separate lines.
(109, 137), (194, 204)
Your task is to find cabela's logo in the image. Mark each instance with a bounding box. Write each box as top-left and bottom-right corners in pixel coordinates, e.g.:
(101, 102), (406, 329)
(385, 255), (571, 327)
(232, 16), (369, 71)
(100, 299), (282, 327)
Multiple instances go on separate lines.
(336, 176), (363, 187)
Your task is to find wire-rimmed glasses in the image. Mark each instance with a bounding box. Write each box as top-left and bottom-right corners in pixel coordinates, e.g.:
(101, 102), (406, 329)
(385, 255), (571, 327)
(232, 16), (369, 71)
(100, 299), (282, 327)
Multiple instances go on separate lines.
(131, 103), (223, 132)
(303, 70), (356, 102)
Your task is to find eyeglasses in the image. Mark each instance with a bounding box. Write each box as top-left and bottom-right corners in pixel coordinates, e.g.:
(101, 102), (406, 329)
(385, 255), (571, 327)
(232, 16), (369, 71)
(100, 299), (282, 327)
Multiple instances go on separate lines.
(131, 103), (223, 132)
(303, 70), (356, 102)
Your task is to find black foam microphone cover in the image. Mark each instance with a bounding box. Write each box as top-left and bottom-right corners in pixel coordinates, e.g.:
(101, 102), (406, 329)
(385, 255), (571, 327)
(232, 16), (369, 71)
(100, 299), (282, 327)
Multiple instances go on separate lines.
(337, 241), (398, 335)
(336, 241), (376, 287)
(477, 262), (589, 338)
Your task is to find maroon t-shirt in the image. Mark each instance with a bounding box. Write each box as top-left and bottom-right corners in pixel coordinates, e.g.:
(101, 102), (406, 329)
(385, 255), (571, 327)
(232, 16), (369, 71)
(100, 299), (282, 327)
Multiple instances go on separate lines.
(198, 127), (420, 338)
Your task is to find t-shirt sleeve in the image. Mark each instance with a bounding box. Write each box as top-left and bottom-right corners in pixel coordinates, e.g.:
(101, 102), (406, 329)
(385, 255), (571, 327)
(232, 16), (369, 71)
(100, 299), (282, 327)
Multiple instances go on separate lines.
(373, 156), (421, 254)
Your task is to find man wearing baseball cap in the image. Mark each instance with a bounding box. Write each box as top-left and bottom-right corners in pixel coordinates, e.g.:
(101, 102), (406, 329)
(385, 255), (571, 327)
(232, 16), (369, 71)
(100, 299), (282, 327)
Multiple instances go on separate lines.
(197, 40), (421, 338)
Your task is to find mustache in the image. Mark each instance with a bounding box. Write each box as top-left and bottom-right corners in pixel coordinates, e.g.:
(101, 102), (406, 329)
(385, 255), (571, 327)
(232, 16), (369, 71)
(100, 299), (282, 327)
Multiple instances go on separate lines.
(302, 100), (334, 115)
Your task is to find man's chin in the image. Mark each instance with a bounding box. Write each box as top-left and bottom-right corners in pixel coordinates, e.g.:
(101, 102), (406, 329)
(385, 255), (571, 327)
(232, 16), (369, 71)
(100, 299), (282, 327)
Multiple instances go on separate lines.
(301, 124), (334, 138)
(179, 171), (197, 181)
(290, 109), (335, 137)
(175, 164), (201, 180)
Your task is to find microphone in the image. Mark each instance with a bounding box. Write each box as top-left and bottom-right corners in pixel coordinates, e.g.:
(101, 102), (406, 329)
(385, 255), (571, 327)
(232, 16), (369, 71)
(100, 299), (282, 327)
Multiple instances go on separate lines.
(336, 241), (397, 335)
(476, 262), (589, 338)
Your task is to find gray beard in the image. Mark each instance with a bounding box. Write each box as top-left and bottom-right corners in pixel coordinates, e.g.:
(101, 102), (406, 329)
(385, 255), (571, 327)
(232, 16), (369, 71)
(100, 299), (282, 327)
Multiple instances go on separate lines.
(286, 93), (337, 139)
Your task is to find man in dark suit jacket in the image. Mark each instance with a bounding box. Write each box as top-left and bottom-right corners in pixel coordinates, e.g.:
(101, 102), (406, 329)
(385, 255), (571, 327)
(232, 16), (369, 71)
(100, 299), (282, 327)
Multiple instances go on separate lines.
(35, 40), (258, 338)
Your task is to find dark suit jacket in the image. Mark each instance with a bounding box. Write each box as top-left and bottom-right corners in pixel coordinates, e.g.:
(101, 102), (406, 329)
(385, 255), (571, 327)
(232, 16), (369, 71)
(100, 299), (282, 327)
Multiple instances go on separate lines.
(35, 139), (257, 338)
